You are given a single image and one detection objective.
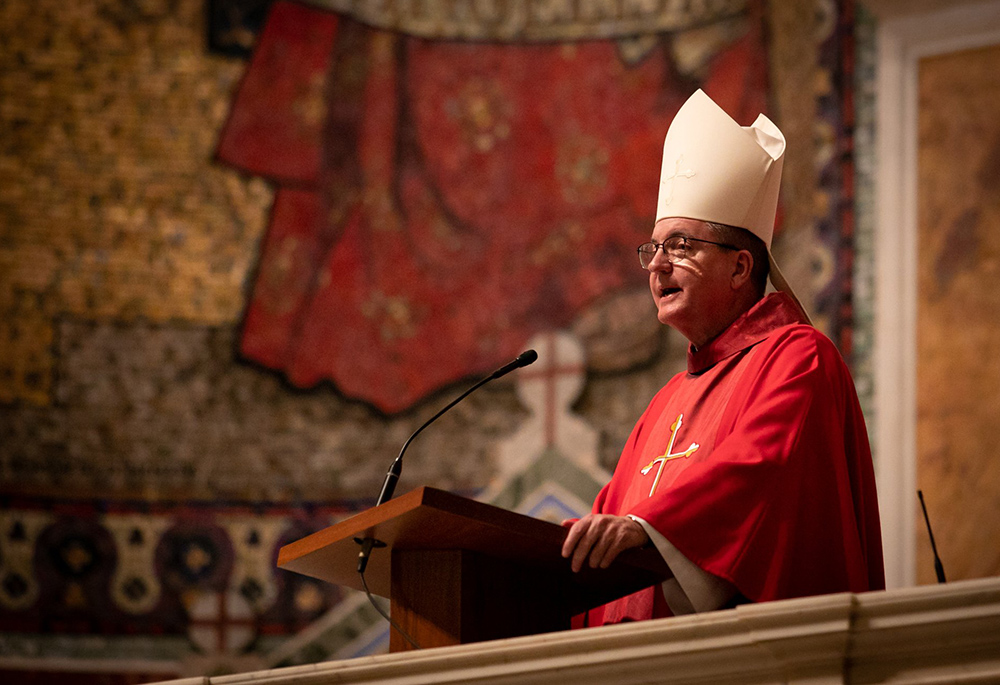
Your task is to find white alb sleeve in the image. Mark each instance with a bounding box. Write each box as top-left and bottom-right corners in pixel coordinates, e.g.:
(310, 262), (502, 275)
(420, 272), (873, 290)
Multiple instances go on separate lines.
(627, 515), (737, 614)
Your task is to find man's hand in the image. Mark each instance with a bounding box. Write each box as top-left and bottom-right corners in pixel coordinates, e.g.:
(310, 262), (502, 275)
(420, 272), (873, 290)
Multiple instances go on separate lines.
(560, 514), (650, 573)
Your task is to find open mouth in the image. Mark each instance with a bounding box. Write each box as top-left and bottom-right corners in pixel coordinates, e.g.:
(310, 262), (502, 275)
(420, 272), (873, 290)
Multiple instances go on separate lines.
(659, 287), (681, 298)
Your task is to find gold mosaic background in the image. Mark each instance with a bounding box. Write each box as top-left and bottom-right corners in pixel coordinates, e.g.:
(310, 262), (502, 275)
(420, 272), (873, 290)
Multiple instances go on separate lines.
(0, 0), (271, 406)
(917, 43), (1000, 584)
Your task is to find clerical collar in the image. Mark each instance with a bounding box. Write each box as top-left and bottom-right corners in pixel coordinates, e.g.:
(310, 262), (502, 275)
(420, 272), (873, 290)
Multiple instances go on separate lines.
(686, 293), (809, 374)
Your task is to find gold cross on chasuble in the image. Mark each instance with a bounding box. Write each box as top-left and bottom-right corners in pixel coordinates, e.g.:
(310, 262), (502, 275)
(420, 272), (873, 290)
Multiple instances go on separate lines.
(640, 413), (699, 497)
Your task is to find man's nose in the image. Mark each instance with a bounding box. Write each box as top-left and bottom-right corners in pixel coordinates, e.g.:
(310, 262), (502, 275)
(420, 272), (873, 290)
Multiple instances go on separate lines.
(647, 246), (672, 271)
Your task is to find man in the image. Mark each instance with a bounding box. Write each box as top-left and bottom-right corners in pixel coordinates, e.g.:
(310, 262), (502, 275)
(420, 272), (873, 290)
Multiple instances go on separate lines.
(561, 90), (884, 621)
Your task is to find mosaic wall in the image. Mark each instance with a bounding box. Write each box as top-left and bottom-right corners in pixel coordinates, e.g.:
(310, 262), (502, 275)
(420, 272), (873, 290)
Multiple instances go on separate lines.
(852, 3), (877, 424)
(0, 0), (272, 407)
(0, 0), (863, 680)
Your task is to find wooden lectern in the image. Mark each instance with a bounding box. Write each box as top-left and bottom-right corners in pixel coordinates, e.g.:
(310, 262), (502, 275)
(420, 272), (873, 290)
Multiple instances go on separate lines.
(278, 486), (671, 652)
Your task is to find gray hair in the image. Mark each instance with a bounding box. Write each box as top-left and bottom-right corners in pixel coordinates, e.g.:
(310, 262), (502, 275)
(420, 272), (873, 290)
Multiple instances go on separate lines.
(705, 221), (770, 296)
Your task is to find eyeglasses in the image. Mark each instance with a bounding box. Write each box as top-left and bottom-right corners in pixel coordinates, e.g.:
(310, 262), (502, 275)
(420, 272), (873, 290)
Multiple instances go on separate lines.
(637, 235), (739, 270)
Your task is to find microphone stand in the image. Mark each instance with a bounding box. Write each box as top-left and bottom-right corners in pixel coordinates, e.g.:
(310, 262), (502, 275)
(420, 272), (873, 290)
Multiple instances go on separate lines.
(355, 350), (538, 574)
(352, 350), (537, 650)
(918, 490), (947, 584)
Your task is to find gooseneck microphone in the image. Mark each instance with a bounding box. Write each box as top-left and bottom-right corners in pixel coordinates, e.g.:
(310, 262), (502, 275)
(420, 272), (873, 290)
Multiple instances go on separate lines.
(356, 349), (538, 574)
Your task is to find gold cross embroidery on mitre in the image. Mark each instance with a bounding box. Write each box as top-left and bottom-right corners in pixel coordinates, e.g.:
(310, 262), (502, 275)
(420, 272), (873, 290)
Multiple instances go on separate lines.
(640, 413), (699, 497)
(660, 155), (695, 205)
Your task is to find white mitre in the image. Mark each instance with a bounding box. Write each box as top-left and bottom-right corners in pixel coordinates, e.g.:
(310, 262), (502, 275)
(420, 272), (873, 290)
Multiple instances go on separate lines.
(656, 89), (808, 321)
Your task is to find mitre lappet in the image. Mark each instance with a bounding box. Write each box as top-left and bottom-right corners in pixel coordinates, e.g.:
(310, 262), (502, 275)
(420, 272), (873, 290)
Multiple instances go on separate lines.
(656, 89), (809, 322)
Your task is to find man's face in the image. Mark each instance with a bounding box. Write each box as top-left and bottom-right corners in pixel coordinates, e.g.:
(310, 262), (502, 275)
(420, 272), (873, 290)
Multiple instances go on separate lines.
(647, 217), (740, 346)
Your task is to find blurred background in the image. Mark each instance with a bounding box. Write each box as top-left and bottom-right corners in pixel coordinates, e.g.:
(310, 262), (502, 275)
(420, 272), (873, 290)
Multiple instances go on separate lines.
(1, 0), (998, 680)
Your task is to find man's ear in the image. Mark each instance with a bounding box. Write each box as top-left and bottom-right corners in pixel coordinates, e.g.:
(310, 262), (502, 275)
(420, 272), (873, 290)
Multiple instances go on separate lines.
(731, 250), (753, 289)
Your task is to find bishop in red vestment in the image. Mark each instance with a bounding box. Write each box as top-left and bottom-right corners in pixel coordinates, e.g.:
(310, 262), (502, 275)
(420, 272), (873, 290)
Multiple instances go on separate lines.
(562, 90), (884, 623)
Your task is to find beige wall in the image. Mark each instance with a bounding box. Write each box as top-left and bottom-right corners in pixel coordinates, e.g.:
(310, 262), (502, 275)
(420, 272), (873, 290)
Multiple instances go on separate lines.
(865, 0), (990, 19)
(916, 43), (1000, 583)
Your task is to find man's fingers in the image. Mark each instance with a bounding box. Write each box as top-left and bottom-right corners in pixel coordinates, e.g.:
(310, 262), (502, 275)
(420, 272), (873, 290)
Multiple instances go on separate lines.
(572, 539), (594, 573)
(563, 515), (649, 573)
(599, 533), (632, 569)
(574, 518), (614, 572)
(596, 522), (634, 569)
(571, 518), (606, 572)
(588, 527), (615, 569)
(561, 516), (591, 558)
(600, 519), (649, 568)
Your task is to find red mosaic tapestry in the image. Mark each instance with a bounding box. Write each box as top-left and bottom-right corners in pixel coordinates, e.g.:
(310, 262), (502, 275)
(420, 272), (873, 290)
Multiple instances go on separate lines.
(217, 1), (771, 413)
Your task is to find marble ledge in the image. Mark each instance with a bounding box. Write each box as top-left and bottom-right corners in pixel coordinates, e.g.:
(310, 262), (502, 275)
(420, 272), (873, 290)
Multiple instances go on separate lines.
(152, 576), (1000, 685)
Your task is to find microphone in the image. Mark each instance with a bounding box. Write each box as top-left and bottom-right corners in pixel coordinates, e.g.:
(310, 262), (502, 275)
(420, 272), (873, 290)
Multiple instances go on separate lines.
(356, 349), (538, 573)
(489, 349), (538, 378)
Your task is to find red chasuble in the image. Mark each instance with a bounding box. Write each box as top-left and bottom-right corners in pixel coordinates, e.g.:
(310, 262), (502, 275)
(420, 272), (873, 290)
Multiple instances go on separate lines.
(592, 293), (884, 624)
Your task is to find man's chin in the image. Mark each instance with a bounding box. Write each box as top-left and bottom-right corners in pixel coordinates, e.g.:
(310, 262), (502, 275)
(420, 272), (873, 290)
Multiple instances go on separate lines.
(655, 305), (681, 328)
(656, 297), (695, 329)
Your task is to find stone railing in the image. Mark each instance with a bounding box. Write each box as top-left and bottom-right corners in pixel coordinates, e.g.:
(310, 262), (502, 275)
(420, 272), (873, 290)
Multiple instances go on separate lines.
(153, 576), (1000, 684)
